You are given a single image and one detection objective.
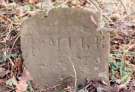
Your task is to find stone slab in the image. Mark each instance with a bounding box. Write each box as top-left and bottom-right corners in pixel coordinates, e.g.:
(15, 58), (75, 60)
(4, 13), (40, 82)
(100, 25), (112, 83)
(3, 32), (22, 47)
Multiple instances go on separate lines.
(21, 8), (110, 88)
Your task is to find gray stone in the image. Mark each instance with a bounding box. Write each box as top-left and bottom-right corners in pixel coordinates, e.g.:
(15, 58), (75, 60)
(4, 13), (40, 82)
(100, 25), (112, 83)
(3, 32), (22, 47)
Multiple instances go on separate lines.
(21, 8), (110, 88)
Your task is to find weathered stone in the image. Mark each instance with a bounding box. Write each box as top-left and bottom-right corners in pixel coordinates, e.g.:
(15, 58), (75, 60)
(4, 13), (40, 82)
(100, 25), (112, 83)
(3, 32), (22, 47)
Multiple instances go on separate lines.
(21, 8), (110, 88)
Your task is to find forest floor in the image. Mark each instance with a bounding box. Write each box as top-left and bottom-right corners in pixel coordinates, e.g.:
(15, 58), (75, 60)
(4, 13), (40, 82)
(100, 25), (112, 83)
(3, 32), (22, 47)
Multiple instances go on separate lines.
(0, 0), (135, 92)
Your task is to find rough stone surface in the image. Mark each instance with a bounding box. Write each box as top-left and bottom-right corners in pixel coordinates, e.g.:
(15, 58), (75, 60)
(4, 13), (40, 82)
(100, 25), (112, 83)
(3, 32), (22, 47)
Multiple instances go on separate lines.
(21, 8), (110, 88)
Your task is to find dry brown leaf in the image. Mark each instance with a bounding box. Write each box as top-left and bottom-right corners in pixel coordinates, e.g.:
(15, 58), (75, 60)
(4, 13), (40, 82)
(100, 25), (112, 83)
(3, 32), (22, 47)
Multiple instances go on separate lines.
(16, 69), (32, 92)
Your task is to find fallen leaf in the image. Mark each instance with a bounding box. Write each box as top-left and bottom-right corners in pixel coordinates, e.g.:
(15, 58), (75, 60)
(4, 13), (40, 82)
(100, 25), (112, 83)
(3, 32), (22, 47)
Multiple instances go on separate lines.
(16, 68), (32, 92)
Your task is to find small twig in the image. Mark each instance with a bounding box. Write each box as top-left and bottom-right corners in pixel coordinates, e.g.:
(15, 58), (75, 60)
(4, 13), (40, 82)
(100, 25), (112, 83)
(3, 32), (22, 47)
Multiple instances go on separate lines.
(87, 0), (100, 11)
(68, 57), (77, 92)
(5, 23), (13, 41)
(116, 0), (128, 14)
(40, 0), (44, 10)
(11, 32), (20, 50)
(5, 56), (15, 78)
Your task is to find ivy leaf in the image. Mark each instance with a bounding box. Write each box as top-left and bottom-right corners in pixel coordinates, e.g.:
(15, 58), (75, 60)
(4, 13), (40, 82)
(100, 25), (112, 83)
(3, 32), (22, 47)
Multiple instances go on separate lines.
(121, 73), (131, 84)
(25, 4), (34, 11)
(6, 77), (17, 87)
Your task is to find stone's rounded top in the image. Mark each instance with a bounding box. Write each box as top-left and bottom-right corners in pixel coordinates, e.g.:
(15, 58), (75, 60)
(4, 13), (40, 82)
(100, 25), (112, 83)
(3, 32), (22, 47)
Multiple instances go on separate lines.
(21, 8), (100, 37)
(29, 8), (98, 20)
(23, 8), (99, 25)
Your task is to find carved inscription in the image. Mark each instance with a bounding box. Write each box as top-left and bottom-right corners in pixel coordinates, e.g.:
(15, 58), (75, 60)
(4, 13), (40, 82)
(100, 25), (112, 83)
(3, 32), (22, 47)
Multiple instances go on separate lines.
(42, 37), (95, 50)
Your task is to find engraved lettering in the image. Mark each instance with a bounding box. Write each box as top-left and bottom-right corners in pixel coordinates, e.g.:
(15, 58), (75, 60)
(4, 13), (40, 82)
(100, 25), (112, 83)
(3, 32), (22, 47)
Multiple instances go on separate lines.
(59, 38), (70, 49)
